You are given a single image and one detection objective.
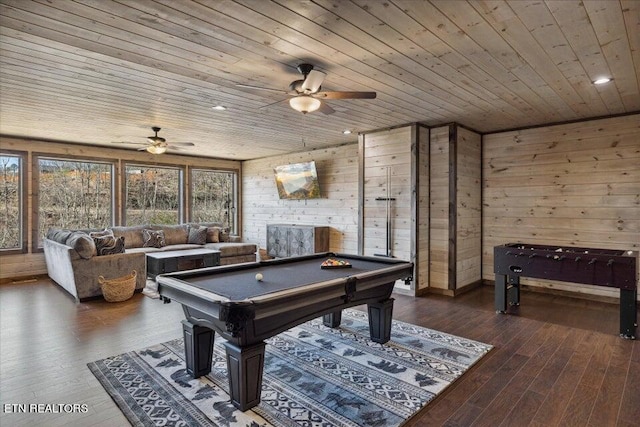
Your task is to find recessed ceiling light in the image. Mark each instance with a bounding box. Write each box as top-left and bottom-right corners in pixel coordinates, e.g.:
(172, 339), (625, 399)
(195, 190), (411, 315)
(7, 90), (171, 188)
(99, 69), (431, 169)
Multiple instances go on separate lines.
(593, 77), (612, 85)
(212, 105), (227, 111)
(342, 129), (352, 135)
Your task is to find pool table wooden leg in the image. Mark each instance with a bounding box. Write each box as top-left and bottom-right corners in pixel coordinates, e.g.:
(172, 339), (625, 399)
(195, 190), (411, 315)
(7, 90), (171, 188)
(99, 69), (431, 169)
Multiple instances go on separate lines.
(182, 320), (215, 378)
(368, 298), (394, 344)
(224, 341), (266, 411)
(323, 310), (342, 328)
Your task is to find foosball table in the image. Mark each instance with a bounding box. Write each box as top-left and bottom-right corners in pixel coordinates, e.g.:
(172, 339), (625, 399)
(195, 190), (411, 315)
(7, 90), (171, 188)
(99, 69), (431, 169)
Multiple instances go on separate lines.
(494, 243), (638, 339)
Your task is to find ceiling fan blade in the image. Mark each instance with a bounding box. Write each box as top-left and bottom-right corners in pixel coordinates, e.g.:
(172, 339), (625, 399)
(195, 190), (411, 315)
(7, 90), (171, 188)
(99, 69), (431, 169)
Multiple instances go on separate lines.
(318, 102), (335, 115)
(314, 91), (376, 99)
(301, 70), (325, 93)
(111, 141), (148, 146)
(168, 142), (195, 146)
(137, 147), (149, 151)
(236, 83), (289, 94)
(259, 98), (290, 109)
(167, 145), (189, 150)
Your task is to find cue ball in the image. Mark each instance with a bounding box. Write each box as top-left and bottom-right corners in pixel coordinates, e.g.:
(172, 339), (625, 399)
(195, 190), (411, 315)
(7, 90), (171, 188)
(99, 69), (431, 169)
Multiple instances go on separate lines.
(255, 273), (263, 281)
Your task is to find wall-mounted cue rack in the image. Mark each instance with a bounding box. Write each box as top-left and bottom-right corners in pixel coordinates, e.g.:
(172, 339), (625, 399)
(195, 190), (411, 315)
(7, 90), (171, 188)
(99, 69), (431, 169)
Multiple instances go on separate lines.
(375, 167), (395, 258)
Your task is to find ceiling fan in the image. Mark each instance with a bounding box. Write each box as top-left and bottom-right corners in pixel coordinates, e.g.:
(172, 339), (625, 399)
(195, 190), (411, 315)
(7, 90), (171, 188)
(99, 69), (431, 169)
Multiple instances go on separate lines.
(236, 63), (376, 114)
(111, 127), (195, 154)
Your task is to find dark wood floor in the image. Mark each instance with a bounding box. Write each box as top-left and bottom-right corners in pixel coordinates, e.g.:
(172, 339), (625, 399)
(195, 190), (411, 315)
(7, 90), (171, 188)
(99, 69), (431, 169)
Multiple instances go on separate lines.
(0, 278), (638, 426)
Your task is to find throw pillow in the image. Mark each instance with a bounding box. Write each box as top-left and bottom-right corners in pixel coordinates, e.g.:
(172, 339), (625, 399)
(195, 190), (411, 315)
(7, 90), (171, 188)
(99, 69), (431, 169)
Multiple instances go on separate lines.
(89, 228), (113, 238)
(65, 231), (96, 259)
(219, 227), (230, 242)
(160, 224), (189, 245)
(142, 229), (166, 248)
(206, 226), (220, 243)
(188, 226), (207, 245)
(93, 235), (126, 256)
(111, 225), (148, 249)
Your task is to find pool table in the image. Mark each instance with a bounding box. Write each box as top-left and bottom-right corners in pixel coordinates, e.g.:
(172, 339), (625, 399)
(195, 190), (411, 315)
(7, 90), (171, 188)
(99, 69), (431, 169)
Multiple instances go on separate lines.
(156, 252), (413, 411)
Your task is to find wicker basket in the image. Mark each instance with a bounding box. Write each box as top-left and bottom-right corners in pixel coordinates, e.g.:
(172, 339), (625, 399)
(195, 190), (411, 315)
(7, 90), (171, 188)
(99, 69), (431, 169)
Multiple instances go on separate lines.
(98, 270), (137, 302)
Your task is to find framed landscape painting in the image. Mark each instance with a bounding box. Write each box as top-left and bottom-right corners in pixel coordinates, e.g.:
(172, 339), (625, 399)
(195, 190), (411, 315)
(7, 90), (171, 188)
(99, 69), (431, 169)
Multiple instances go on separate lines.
(274, 161), (321, 200)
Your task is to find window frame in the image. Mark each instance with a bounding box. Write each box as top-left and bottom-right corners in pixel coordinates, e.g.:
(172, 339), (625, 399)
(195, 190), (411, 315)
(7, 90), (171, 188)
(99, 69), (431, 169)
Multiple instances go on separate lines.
(0, 150), (27, 254)
(189, 167), (239, 234)
(32, 153), (116, 252)
(122, 162), (185, 226)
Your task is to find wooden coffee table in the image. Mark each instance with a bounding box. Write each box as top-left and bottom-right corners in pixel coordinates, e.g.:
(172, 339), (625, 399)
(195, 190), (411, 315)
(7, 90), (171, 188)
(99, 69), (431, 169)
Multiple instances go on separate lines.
(146, 248), (221, 279)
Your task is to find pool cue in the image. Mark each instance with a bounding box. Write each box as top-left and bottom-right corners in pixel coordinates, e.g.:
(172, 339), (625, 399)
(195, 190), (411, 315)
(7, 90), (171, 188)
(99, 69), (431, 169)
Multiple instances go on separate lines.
(385, 167), (391, 257)
(375, 167), (395, 258)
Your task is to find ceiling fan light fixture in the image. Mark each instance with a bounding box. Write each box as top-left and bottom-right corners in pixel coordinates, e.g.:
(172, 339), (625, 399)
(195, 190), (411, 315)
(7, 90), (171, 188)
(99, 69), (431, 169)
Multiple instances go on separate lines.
(289, 95), (321, 114)
(146, 145), (167, 155)
(593, 77), (612, 85)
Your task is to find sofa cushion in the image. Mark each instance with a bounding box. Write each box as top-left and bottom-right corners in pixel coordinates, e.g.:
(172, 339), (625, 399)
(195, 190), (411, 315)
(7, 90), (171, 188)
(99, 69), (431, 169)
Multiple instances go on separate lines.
(190, 222), (223, 228)
(65, 231), (97, 259)
(204, 242), (256, 258)
(47, 228), (73, 244)
(111, 225), (148, 249)
(126, 246), (162, 254)
(205, 226), (220, 243)
(220, 254), (257, 266)
(89, 228), (113, 238)
(219, 227), (231, 242)
(154, 224), (188, 245)
(188, 226), (207, 245)
(143, 229), (166, 248)
(92, 235), (126, 256)
(159, 244), (204, 251)
(46, 228), (97, 259)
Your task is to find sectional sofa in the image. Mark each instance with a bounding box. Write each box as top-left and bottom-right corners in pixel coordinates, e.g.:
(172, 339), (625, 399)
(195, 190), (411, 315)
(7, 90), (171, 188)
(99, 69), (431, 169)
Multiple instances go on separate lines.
(43, 223), (257, 301)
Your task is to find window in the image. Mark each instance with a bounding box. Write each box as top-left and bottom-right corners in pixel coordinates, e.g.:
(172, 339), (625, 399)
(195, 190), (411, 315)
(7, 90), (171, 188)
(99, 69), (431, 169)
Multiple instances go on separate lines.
(37, 158), (113, 247)
(191, 169), (237, 232)
(125, 165), (182, 225)
(0, 153), (24, 251)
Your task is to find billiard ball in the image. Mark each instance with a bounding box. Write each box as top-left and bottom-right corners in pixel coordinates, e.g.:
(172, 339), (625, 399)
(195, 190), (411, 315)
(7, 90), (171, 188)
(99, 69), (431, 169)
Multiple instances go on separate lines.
(255, 273), (263, 281)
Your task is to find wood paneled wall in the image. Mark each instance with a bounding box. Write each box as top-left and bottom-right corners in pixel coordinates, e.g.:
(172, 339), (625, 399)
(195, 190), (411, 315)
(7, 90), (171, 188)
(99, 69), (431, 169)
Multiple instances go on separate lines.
(456, 127), (482, 289)
(429, 125), (482, 293)
(358, 123), (445, 294)
(416, 125), (430, 292)
(242, 144), (359, 253)
(429, 126), (451, 291)
(0, 137), (240, 280)
(360, 127), (412, 260)
(483, 114), (640, 299)
(360, 126), (414, 291)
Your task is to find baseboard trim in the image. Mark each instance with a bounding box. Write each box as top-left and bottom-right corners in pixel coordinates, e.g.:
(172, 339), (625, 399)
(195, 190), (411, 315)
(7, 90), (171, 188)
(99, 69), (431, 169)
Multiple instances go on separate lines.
(392, 287), (414, 297)
(425, 288), (455, 297)
(419, 279), (484, 298)
(415, 287), (430, 297)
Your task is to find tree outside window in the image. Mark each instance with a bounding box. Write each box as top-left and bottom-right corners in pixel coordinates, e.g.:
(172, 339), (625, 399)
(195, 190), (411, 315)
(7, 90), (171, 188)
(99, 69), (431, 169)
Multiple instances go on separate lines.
(0, 154), (22, 250)
(37, 158), (113, 247)
(191, 169), (236, 232)
(125, 165), (181, 225)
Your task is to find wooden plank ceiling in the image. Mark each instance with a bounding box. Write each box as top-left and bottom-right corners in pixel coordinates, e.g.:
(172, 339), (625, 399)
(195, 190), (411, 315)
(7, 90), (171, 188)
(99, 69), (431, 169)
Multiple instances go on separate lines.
(0, 0), (638, 160)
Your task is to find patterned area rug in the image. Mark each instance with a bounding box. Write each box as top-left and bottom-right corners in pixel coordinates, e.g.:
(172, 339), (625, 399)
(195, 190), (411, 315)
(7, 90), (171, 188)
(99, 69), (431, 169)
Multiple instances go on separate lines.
(88, 309), (492, 427)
